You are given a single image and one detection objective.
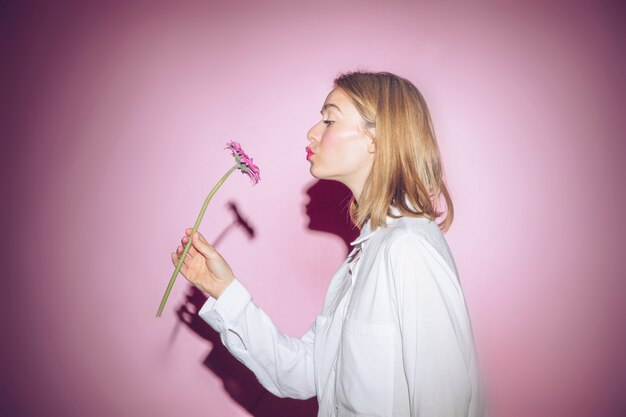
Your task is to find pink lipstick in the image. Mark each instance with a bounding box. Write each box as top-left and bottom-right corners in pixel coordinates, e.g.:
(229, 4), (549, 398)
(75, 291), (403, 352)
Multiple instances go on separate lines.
(306, 147), (314, 160)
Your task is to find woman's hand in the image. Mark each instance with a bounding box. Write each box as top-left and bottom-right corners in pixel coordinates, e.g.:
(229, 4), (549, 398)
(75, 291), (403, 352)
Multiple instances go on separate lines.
(171, 228), (235, 299)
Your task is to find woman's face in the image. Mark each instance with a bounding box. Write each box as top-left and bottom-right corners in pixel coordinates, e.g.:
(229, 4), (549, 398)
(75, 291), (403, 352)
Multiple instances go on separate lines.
(306, 88), (375, 190)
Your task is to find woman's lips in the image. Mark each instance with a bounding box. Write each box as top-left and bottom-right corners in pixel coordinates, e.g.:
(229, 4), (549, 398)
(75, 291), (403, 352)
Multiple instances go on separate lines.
(306, 147), (314, 160)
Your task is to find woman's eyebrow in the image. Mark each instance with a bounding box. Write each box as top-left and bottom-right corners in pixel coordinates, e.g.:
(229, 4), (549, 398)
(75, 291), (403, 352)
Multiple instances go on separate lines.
(320, 103), (343, 114)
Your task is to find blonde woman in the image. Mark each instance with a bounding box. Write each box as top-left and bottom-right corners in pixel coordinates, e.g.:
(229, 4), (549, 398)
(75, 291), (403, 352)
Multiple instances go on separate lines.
(172, 71), (485, 417)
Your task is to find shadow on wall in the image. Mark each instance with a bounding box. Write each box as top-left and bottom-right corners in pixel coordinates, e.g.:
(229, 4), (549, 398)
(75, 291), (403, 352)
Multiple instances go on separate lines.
(176, 288), (319, 417)
(303, 179), (359, 253)
(174, 179), (358, 416)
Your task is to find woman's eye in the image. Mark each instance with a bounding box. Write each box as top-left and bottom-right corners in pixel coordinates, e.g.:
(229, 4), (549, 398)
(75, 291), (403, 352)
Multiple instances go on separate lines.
(323, 120), (334, 126)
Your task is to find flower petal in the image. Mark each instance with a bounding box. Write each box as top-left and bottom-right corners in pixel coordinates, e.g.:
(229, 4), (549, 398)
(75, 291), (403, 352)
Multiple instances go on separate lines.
(225, 140), (260, 185)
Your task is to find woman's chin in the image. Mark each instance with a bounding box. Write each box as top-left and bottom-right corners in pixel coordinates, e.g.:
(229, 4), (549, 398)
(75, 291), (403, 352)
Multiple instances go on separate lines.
(309, 166), (321, 179)
(309, 164), (338, 181)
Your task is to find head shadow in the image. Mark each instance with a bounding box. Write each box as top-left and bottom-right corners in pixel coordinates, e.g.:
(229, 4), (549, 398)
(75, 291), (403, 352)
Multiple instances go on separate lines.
(303, 179), (360, 256)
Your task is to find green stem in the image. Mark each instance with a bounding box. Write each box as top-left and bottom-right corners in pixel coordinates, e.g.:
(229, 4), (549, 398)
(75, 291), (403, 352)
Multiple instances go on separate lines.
(156, 163), (239, 317)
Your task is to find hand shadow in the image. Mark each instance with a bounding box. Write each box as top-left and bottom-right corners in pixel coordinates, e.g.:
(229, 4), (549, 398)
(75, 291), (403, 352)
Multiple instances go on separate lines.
(177, 287), (318, 417)
(174, 183), (356, 416)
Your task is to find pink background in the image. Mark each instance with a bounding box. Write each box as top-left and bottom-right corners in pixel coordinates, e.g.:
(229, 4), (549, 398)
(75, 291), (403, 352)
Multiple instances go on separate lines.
(3, 1), (625, 416)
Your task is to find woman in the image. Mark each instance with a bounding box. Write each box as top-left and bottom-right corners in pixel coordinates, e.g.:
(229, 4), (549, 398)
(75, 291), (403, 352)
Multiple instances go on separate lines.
(172, 71), (485, 417)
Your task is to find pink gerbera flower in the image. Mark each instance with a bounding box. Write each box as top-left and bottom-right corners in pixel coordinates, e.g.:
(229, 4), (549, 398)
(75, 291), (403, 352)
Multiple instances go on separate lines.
(225, 140), (261, 185)
(157, 140), (261, 317)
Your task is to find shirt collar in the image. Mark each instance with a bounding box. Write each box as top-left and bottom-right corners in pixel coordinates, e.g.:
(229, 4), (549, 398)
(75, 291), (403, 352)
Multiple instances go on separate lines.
(349, 197), (416, 247)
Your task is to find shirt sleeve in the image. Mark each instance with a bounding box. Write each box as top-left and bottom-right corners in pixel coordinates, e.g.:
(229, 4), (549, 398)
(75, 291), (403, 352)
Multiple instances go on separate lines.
(197, 278), (316, 400)
(387, 232), (475, 417)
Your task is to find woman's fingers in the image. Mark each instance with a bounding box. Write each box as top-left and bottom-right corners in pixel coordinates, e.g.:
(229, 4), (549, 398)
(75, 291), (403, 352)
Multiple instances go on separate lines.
(171, 252), (190, 276)
(191, 232), (215, 258)
(183, 229), (207, 255)
(175, 246), (191, 267)
(180, 236), (200, 258)
(178, 228), (215, 266)
(176, 243), (201, 269)
(175, 228), (234, 298)
(185, 228), (209, 245)
(197, 232), (210, 245)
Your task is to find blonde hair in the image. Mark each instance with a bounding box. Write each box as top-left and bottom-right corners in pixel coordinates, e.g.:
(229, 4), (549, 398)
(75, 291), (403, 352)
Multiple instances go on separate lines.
(334, 70), (455, 233)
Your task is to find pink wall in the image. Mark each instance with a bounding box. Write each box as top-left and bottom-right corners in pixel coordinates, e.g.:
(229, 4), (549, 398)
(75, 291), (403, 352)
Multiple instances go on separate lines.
(3, 1), (625, 416)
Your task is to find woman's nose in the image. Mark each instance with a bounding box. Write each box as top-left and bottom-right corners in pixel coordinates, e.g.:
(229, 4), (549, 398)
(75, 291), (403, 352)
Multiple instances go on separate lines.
(307, 123), (320, 142)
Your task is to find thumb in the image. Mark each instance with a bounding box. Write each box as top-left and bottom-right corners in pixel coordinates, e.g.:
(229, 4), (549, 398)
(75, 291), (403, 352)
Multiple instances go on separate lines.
(192, 232), (215, 257)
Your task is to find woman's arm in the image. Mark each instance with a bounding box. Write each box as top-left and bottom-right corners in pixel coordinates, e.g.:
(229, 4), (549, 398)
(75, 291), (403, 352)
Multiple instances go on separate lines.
(173, 229), (316, 399)
(198, 279), (316, 400)
(387, 233), (476, 417)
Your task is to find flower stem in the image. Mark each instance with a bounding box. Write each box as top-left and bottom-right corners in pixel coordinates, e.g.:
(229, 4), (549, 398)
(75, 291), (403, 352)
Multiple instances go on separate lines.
(156, 163), (240, 317)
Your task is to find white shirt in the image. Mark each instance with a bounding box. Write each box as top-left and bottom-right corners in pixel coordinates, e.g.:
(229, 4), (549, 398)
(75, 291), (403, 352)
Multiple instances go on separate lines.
(199, 204), (485, 417)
